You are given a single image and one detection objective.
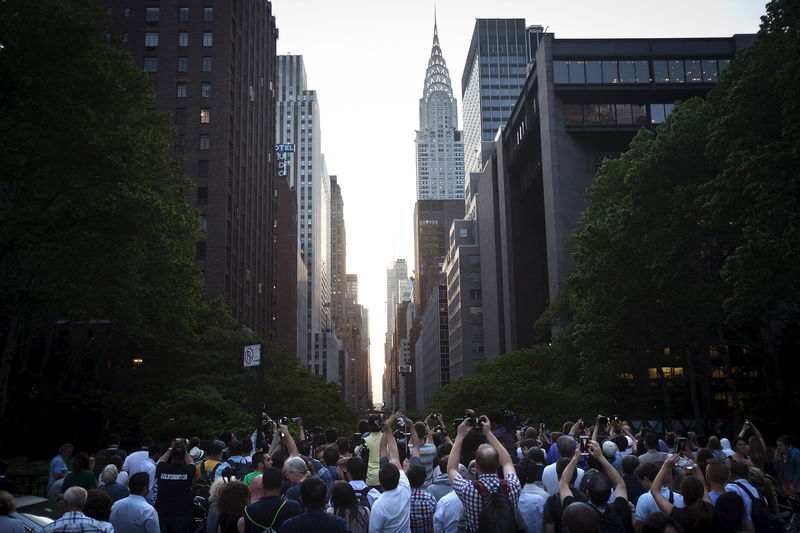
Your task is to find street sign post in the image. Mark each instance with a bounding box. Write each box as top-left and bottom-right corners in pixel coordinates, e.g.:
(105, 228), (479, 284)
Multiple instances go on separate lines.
(243, 344), (261, 367)
(244, 344), (264, 442)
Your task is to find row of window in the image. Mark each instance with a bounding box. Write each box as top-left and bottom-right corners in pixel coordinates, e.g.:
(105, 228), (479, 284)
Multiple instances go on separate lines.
(144, 56), (212, 73)
(554, 58), (731, 85)
(564, 103), (676, 127)
(144, 31), (213, 47)
(174, 108), (211, 124)
(177, 83), (212, 98)
(143, 7), (214, 22)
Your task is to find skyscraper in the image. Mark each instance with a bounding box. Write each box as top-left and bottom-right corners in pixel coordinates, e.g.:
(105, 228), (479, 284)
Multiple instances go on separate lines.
(415, 20), (464, 200)
(101, 1), (293, 342)
(461, 19), (531, 201)
(330, 176), (346, 338)
(276, 55), (334, 378)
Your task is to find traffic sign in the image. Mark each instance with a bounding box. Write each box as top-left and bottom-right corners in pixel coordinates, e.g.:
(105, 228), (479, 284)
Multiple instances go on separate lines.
(244, 344), (261, 367)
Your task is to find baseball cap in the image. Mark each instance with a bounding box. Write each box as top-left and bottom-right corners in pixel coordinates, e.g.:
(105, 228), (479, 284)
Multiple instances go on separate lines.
(602, 440), (619, 459)
(207, 441), (225, 455)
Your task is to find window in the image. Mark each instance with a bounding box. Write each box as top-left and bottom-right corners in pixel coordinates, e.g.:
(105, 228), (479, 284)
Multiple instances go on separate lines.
(468, 255), (480, 265)
(177, 57), (188, 72)
(203, 7), (213, 21)
(176, 83), (187, 98)
(144, 32), (159, 47)
(618, 60), (636, 83)
(565, 104), (583, 126)
(179, 7), (189, 21)
(200, 108), (210, 124)
(635, 60), (650, 83)
(122, 32), (128, 43)
(585, 61), (602, 83)
(702, 59), (718, 82)
(198, 160), (209, 178)
(203, 32), (213, 46)
(174, 108), (185, 123)
(145, 7), (159, 22)
(143, 57), (158, 72)
(685, 60), (702, 83)
(201, 83), (212, 98)
(568, 61), (585, 84)
(553, 61), (569, 84)
(602, 60), (618, 84)
(178, 32), (188, 47)
(199, 215), (208, 232)
(196, 242), (207, 260)
(197, 187), (208, 205)
(651, 104), (666, 124)
(201, 57), (212, 72)
(199, 134), (209, 150)
(124, 7), (131, 17)
(653, 61), (670, 84)
(174, 134), (184, 150)
(668, 60), (685, 83)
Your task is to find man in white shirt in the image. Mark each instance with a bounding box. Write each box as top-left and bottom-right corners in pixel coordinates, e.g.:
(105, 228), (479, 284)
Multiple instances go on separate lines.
(110, 472), (160, 533)
(369, 412), (412, 533)
(633, 462), (684, 532)
(433, 490), (463, 533)
(541, 436), (584, 495)
(137, 446), (160, 506)
(122, 437), (153, 475)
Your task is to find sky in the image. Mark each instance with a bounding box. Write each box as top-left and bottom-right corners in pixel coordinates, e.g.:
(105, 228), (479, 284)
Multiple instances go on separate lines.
(270, 0), (766, 405)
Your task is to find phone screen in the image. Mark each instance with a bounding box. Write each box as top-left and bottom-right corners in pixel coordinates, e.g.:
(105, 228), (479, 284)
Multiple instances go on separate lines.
(676, 438), (686, 453)
(580, 436), (589, 455)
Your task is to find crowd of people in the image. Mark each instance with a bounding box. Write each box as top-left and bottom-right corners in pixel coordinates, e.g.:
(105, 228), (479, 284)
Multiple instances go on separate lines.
(1, 411), (799, 533)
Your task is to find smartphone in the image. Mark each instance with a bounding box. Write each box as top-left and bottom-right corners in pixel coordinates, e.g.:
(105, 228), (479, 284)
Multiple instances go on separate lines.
(676, 437), (687, 453)
(580, 435), (590, 456)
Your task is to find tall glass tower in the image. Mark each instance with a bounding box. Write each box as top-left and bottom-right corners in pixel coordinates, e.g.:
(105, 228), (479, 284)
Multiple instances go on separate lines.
(415, 20), (464, 200)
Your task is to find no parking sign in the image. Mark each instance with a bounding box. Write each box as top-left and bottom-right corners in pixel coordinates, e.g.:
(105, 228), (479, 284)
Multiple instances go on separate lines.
(243, 344), (261, 367)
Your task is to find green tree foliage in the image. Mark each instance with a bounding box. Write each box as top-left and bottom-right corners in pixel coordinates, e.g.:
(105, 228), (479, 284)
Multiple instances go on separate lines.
(0, 0), (202, 417)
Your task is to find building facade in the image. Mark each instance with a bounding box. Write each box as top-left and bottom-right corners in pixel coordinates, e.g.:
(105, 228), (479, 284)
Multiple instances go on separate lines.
(415, 22), (464, 200)
(413, 200), (464, 312)
(276, 55), (334, 377)
(477, 33), (755, 359)
(330, 176), (346, 338)
(103, 1), (293, 341)
(416, 273), (450, 410)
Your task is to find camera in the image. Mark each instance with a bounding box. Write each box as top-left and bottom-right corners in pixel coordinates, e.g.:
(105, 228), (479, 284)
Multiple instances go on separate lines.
(579, 435), (590, 456)
(467, 417), (482, 427)
(277, 416), (288, 426)
(502, 409), (519, 432)
(291, 417), (303, 424)
(397, 417), (406, 427)
(175, 438), (188, 446)
(597, 415), (608, 426)
(432, 425), (445, 433)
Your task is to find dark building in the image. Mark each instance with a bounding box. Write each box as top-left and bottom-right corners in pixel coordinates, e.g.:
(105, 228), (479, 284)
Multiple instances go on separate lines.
(102, 1), (295, 342)
(414, 200), (464, 312)
(476, 33), (758, 419)
(416, 270), (450, 410)
(330, 176), (346, 339)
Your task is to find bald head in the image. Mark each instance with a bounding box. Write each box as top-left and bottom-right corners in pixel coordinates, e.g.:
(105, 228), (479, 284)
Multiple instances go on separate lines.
(475, 443), (499, 475)
(63, 487), (88, 511)
(563, 502), (599, 533)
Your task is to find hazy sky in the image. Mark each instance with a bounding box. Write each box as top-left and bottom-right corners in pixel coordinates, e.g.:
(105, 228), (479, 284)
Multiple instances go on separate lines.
(271, 0), (766, 404)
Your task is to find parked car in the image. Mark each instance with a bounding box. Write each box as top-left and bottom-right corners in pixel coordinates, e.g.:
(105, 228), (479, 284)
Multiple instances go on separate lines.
(9, 495), (61, 532)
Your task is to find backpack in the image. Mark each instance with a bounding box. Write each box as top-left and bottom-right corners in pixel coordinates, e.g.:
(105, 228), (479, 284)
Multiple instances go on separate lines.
(473, 480), (523, 533)
(591, 502), (627, 533)
(732, 481), (782, 533)
(352, 486), (372, 509)
(192, 461), (223, 509)
(231, 458), (255, 480)
(244, 498), (287, 533)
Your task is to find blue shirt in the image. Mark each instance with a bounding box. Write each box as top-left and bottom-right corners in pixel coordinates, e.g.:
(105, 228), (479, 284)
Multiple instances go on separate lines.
(317, 465), (339, 490)
(110, 494), (160, 533)
(49, 455), (68, 485)
(726, 479), (760, 522)
(278, 510), (347, 533)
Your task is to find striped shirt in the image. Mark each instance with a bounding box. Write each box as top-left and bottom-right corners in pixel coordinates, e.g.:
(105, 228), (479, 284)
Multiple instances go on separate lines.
(40, 512), (114, 533)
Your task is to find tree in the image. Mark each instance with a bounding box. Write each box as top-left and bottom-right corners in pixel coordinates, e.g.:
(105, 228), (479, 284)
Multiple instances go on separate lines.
(0, 0), (202, 417)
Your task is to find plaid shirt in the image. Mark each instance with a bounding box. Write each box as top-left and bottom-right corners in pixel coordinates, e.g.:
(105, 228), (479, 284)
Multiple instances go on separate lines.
(410, 487), (437, 533)
(451, 473), (521, 533)
(317, 465), (339, 489)
(40, 512), (114, 533)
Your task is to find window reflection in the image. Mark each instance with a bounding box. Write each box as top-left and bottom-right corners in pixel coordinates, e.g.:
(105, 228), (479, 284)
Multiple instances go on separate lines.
(602, 60), (618, 84)
(618, 61), (636, 83)
(554, 61), (569, 83)
(668, 60), (685, 83)
(702, 59), (718, 82)
(635, 60), (650, 83)
(565, 104), (648, 127)
(586, 61), (602, 83)
(685, 60), (702, 83)
(653, 60), (670, 83)
(568, 61), (586, 84)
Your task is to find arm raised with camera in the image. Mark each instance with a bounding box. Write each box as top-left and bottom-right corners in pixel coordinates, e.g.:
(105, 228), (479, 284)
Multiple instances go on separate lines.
(481, 415), (515, 478)
(447, 418), (471, 483)
(588, 440), (626, 501)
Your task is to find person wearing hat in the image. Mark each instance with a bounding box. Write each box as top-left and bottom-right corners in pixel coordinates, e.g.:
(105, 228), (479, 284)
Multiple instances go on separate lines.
(362, 414), (383, 490)
(196, 441), (226, 483)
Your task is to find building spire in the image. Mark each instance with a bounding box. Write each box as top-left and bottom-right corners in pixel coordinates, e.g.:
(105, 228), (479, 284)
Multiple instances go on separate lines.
(423, 12), (452, 100)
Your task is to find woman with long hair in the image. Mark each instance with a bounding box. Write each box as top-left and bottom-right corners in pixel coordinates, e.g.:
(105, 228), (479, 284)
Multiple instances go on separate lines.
(215, 480), (251, 533)
(651, 454), (716, 532)
(727, 437), (753, 467)
(328, 481), (369, 533)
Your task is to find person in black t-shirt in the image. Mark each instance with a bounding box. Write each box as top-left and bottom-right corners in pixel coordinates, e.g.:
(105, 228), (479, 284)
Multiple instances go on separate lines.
(240, 467), (301, 533)
(155, 444), (196, 533)
(543, 457), (588, 533)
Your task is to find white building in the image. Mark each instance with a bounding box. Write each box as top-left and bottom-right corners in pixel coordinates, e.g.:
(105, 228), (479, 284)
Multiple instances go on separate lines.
(415, 21), (464, 200)
(276, 55), (335, 382)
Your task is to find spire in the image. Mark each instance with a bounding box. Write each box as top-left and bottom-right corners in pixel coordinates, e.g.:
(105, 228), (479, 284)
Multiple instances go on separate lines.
(423, 14), (453, 100)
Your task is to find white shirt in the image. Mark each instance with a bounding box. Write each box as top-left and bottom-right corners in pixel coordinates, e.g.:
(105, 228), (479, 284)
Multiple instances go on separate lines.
(139, 459), (157, 505)
(123, 450), (149, 475)
(541, 463), (585, 495)
(433, 490), (463, 533)
(635, 488), (684, 522)
(517, 484), (547, 533)
(368, 469), (411, 533)
(110, 494), (160, 533)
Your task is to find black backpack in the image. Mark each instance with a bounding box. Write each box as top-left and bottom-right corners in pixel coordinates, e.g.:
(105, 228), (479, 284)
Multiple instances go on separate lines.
(352, 486), (371, 509)
(231, 459), (255, 480)
(192, 461), (223, 506)
(732, 481), (782, 533)
(474, 480), (523, 533)
(591, 502), (628, 533)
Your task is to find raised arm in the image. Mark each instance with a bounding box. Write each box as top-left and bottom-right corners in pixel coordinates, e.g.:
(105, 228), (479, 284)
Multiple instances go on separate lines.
(559, 446), (580, 505)
(588, 440), (626, 501)
(448, 418), (471, 483)
(480, 415), (515, 477)
(279, 424), (298, 457)
(650, 454), (679, 515)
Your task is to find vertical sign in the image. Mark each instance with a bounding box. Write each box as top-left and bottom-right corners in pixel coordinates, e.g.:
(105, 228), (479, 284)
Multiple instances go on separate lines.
(243, 344), (261, 367)
(275, 144), (295, 177)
